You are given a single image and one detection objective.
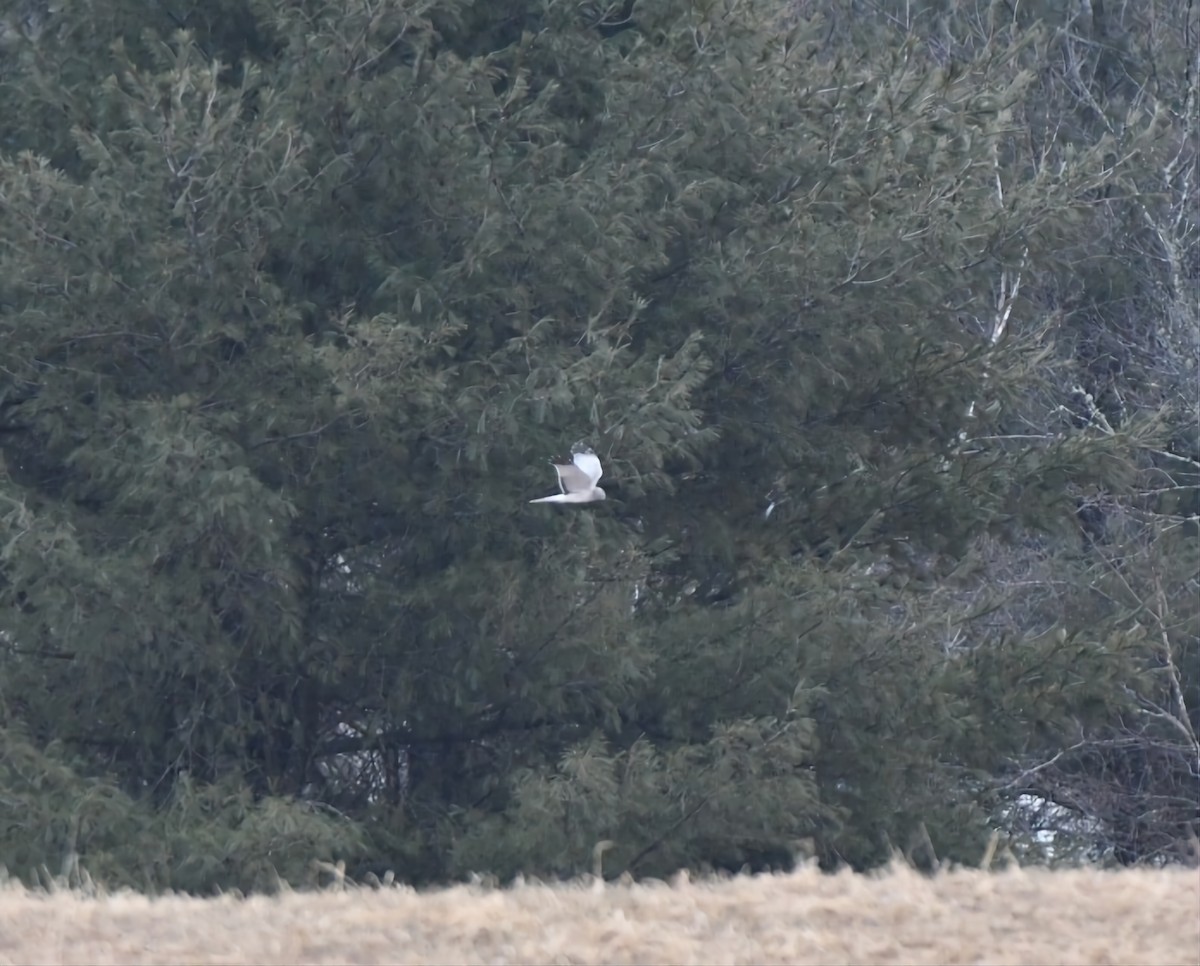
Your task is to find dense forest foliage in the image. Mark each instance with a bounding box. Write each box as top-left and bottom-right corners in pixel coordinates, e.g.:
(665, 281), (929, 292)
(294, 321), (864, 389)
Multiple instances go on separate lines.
(0, 0), (1196, 892)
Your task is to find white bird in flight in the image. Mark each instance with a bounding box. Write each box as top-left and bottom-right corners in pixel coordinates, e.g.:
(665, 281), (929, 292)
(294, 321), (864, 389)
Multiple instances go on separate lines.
(530, 450), (607, 504)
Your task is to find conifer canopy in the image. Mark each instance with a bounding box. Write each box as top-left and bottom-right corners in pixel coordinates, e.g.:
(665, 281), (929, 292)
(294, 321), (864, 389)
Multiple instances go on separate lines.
(0, 0), (1195, 890)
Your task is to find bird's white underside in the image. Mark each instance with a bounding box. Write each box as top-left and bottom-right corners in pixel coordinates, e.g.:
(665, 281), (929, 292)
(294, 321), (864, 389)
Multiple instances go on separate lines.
(530, 450), (606, 504)
(529, 489), (606, 504)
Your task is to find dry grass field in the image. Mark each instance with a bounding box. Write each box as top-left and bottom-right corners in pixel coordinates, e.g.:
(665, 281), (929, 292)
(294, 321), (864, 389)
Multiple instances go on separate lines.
(2, 863), (1196, 965)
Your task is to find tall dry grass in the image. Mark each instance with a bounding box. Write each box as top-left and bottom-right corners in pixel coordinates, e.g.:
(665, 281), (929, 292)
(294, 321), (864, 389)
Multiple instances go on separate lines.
(2, 863), (1196, 965)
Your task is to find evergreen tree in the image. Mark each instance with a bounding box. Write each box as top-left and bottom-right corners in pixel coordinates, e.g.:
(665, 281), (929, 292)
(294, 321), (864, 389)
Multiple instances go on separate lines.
(803, 0), (1198, 865)
(0, 0), (1190, 891)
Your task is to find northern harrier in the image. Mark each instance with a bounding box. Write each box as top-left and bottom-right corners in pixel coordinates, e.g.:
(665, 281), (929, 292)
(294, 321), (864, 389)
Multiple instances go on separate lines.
(529, 450), (606, 504)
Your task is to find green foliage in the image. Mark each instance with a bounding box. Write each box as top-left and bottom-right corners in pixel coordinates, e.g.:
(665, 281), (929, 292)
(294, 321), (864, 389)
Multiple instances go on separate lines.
(154, 775), (367, 894)
(0, 0), (1192, 891)
(451, 717), (822, 879)
(0, 729), (362, 893)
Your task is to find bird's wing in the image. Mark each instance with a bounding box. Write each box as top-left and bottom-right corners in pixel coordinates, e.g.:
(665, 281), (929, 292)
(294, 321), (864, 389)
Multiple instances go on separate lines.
(530, 493), (571, 504)
(554, 462), (594, 494)
(572, 451), (603, 486)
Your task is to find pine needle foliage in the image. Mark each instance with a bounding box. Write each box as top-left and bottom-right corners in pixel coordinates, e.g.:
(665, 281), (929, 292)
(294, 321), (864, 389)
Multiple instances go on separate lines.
(0, 0), (1192, 890)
